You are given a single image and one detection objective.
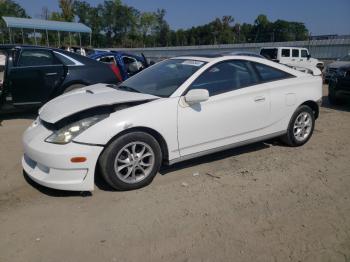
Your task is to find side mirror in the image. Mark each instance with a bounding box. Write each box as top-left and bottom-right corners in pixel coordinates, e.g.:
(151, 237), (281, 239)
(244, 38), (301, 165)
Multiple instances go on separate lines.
(307, 54), (311, 60)
(184, 89), (209, 104)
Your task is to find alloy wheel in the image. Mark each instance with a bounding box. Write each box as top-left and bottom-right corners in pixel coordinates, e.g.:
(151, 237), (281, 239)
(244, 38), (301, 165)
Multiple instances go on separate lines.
(293, 112), (313, 142)
(114, 142), (155, 184)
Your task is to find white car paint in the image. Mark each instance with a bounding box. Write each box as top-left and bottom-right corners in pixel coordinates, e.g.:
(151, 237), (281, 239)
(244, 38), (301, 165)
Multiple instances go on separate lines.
(22, 55), (323, 191)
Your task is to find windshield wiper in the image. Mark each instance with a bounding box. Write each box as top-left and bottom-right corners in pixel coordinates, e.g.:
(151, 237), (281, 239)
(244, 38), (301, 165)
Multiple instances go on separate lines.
(117, 85), (141, 93)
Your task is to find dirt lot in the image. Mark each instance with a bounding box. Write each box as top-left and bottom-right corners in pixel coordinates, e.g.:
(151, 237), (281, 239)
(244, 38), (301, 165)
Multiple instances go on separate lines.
(0, 86), (349, 262)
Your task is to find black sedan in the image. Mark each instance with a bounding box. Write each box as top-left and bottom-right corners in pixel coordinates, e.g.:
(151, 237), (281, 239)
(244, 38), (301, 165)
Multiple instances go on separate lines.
(0, 45), (121, 111)
(328, 65), (350, 105)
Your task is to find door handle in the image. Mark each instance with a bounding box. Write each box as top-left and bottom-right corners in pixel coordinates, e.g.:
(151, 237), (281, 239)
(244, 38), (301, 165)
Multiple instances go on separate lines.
(254, 96), (266, 102)
(46, 72), (58, 76)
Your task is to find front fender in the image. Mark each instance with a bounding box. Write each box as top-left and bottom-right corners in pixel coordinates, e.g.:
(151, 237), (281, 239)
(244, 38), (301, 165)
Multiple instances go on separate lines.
(73, 97), (180, 160)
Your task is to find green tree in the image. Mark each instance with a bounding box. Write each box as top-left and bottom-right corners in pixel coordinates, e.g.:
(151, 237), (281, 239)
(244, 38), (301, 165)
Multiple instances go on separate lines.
(59, 0), (75, 22)
(0, 0), (28, 44)
(74, 1), (104, 47)
(253, 14), (271, 42)
(139, 12), (158, 47)
(154, 9), (170, 46)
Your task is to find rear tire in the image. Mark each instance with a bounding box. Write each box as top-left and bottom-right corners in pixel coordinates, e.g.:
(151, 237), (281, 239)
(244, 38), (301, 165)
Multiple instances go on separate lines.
(64, 84), (86, 93)
(281, 105), (315, 147)
(99, 132), (162, 191)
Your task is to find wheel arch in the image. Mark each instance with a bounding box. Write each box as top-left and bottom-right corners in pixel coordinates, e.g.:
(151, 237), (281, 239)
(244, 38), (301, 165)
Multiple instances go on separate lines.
(50, 81), (89, 99)
(61, 81), (89, 91)
(103, 126), (170, 163)
(300, 100), (319, 119)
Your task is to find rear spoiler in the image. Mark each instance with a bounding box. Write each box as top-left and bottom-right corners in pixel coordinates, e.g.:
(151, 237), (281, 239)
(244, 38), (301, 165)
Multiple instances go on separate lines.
(287, 64), (322, 76)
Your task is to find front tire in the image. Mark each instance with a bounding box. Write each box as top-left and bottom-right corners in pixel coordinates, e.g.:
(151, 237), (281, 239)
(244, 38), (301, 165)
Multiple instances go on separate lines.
(281, 105), (315, 147)
(99, 132), (162, 191)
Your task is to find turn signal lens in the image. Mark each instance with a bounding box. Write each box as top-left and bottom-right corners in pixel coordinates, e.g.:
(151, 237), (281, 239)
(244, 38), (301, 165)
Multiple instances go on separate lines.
(70, 157), (87, 163)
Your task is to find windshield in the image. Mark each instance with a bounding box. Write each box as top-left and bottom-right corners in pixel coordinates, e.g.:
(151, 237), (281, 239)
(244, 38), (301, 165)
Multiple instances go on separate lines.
(115, 59), (206, 97)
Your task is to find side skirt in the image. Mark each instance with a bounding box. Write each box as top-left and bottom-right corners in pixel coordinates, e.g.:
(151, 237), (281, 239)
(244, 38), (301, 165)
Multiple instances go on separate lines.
(167, 131), (286, 165)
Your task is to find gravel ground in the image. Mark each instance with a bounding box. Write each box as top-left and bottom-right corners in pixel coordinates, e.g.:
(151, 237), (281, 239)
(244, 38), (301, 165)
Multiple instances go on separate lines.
(0, 85), (349, 262)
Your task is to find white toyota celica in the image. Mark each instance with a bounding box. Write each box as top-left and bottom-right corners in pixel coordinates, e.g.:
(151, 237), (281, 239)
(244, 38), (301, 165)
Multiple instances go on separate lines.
(22, 55), (322, 191)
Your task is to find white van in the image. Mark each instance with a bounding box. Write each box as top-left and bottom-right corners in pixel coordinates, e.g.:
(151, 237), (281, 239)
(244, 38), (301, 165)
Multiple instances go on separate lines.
(260, 47), (324, 71)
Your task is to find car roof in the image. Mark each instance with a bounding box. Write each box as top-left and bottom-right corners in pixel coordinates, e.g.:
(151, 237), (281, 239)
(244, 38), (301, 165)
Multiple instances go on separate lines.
(173, 54), (265, 62)
(0, 44), (61, 49)
(172, 54), (305, 76)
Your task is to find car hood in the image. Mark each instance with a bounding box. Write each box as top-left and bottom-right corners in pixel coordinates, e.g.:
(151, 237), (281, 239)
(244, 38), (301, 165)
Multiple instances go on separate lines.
(328, 61), (350, 69)
(39, 84), (159, 124)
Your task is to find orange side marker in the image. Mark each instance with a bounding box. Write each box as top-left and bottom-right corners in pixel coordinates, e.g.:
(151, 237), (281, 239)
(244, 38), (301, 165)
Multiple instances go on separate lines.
(71, 157), (87, 163)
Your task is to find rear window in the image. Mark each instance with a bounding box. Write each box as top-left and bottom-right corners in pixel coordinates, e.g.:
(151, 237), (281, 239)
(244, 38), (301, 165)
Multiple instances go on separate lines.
(260, 48), (278, 60)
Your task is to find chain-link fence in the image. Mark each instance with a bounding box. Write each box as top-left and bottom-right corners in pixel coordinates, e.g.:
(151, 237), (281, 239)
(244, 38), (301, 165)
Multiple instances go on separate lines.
(109, 38), (350, 62)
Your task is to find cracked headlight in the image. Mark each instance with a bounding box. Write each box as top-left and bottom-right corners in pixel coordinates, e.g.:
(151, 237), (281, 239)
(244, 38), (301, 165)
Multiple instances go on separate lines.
(45, 114), (108, 144)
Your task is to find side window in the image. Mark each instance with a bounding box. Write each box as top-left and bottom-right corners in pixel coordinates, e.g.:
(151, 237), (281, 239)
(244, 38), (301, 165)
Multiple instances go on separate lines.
(18, 50), (57, 67)
(260, 48), (277, 60)
(281, 49), (290, 57)
(292, 49), (300, 58)
(189, 60), (259, 97)
(254, 63), (292, 82)
(301, 50), (308, 58)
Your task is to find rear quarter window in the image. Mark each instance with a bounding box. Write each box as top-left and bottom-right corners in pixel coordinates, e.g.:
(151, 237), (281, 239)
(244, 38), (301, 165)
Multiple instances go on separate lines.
(254, 62), (293, 82)
(54, 52), (76, 65)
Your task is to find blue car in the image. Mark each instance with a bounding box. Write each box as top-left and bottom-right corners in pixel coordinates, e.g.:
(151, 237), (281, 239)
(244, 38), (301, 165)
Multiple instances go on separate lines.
(89, 51), (149, 81)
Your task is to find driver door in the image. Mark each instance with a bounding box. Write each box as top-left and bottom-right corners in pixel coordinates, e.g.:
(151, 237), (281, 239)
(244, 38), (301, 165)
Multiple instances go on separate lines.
(177, 60), (271, 157)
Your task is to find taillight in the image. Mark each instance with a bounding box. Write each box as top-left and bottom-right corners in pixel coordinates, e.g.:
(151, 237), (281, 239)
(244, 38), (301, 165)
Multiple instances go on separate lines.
(109, 64), (122, 82)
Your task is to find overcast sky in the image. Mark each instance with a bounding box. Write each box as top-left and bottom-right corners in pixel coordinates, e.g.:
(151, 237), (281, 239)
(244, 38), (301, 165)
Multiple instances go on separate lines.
(16, 0), (350, 35)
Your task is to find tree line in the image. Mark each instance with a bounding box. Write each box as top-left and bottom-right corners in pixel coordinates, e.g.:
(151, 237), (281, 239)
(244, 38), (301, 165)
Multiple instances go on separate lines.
(0, 0), (310, 47)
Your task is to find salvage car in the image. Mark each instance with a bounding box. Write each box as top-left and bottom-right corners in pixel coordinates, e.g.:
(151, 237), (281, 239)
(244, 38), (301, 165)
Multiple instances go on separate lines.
(328, 64), (350, 104)
(89, 51), (149, 81)
(323, 54), (350, 83)
(22, 54), (322, 191)
(0, 45), (121, 112)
